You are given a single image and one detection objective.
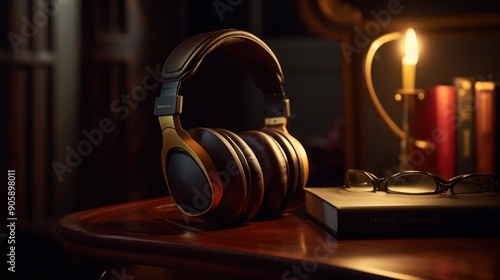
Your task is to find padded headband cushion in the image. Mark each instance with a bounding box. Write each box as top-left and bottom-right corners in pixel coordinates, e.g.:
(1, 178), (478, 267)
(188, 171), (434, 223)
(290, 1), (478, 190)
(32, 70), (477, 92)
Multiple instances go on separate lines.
(162, 29), (285, 97)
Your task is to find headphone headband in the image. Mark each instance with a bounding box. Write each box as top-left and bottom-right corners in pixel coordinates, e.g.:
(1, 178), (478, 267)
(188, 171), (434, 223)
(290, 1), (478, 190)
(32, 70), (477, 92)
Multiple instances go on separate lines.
(154, 29), (290, 119)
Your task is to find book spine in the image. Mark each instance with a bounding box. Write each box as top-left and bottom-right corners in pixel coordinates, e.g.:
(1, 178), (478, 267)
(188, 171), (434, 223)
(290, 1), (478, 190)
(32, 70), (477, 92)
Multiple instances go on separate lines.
(475, 81), (497, 174)
(413, 85), (456, 179)
(337, 206), (498, 239)
(454, 77), (476, 174)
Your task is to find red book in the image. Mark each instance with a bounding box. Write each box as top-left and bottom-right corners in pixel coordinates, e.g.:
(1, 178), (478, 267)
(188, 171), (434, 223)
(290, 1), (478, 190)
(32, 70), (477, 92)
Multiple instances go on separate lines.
(474, 81), (497, 174)
(413, 85), (456, 179)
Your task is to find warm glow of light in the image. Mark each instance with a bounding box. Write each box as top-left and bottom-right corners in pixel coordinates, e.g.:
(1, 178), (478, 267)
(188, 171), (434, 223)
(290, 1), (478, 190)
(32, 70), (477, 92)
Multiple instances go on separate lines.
(403, 28), (418, 65)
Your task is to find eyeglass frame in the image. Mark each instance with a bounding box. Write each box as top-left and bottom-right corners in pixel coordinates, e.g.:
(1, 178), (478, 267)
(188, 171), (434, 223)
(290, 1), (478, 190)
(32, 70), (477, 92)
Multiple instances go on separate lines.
(343, 169), (499, 195)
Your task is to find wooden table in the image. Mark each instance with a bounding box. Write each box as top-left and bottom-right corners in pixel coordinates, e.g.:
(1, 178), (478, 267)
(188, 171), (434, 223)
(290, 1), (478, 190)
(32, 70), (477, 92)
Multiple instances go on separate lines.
(57, 196), (500, 279)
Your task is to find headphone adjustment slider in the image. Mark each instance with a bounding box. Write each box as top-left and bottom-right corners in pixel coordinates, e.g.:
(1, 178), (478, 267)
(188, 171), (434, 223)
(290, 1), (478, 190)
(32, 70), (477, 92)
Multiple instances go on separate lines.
(154, 95), (183, 116)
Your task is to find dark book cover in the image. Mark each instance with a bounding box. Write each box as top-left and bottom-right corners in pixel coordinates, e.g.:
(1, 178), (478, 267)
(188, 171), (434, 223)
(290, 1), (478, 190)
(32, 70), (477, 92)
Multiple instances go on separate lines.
(454, 77), (476, 174)
(413, 85), (456, 179)
(305, 186), (500, 239)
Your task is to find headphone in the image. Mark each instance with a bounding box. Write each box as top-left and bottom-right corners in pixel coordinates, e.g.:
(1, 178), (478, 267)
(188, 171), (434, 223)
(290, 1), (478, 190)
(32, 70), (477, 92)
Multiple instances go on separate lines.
(154, 29), (309, 225)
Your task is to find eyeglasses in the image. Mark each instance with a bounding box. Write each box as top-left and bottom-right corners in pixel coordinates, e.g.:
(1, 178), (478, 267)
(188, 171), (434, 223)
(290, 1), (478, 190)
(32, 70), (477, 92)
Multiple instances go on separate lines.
(344, 169), (499, 195)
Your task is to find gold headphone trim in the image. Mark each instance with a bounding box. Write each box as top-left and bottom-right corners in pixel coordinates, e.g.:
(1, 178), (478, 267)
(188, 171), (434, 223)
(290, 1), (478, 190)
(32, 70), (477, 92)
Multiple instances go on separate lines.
(159, 117), (223, 217)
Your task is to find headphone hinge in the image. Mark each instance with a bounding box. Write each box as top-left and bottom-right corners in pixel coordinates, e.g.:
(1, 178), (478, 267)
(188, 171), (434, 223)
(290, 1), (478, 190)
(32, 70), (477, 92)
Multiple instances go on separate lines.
(264, 117), (287, 128)
(263, 96), (290, 118)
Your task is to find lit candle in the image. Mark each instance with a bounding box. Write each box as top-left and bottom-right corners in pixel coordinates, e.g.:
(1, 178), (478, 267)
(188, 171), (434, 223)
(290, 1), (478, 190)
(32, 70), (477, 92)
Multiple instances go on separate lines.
(402, 28), (418, 90)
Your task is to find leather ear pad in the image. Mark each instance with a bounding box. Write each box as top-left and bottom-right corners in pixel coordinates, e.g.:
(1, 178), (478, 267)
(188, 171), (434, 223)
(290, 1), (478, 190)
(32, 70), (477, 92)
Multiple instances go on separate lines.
(262, 128), (309, 202)
(261, 128), (299, 206)
(216, 129), (265, 221)
(280, 132), (309, 199)
(239, 130), (289, 215)
(187, 127), (248, 225)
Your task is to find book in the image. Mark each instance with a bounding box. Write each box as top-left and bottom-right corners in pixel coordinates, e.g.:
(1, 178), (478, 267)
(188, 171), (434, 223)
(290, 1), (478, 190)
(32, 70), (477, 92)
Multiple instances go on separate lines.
(305, 186), (500, 239)
(474, 81), (497, 174)
(413, 85), (456, 179)
(454, 77), (476, 174)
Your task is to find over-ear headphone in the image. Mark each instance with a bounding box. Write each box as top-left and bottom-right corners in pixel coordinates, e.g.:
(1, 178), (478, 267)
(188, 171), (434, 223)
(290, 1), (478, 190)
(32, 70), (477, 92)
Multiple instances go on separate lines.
(154, 29), (309, 225)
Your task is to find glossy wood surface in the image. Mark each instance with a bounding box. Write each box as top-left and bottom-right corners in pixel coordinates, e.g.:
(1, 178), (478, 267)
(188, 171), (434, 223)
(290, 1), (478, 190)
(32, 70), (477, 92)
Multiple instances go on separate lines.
(58, 196), (500, 279)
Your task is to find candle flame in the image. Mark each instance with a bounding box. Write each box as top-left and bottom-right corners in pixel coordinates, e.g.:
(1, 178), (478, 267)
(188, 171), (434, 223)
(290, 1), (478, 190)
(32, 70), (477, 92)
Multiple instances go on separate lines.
(404, 28), (418, 64)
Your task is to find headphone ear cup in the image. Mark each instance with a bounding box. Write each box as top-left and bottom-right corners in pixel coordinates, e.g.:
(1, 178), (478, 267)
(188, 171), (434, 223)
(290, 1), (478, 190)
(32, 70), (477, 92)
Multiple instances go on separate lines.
(261, 128), (300, 207)
(263, 128), (309, 202)
(282, 133), (309, 198)
(215, 129), (265, 221)
(239, 130), (289, 216)
(188, 127), (249, 225)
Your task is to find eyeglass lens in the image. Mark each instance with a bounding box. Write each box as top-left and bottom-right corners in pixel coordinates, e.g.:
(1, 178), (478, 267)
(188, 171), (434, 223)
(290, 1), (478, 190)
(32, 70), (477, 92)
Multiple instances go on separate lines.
(386, 173), (437, 194)
(453, 175), (496, 194)
(345, 171), (374, 191)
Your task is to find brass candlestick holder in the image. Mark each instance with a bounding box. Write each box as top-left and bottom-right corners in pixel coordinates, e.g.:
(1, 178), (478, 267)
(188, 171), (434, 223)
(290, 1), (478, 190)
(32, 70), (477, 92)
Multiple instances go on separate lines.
(364, 31), (434, 172)
(394, 88), (426, 171)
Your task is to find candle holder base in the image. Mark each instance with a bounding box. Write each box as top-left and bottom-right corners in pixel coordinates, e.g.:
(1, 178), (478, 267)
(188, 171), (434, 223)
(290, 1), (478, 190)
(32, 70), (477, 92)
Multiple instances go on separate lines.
(394, 88), (426, 102)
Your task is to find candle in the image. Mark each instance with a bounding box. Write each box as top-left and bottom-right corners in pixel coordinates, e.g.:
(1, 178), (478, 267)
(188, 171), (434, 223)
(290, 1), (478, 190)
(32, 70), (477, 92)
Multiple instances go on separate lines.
(402, 28), (418, 90)
(400, 28), (419, 171)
